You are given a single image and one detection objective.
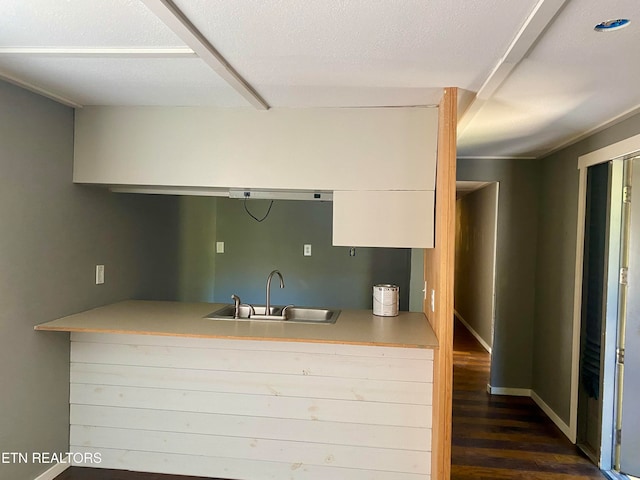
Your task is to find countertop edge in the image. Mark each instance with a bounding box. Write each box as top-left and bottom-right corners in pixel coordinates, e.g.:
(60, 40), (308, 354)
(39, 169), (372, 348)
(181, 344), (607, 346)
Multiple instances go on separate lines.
(34, 324), (434, 349)
(34, 300), (438, 349)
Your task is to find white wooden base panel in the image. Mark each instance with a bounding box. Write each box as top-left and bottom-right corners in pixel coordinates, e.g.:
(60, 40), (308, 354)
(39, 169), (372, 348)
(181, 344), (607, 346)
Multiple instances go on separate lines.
(70, 333), (433, 479)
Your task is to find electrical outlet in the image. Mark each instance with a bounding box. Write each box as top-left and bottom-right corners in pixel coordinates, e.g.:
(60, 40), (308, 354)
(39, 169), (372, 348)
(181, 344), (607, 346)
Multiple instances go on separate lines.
(303, 244), (312, 256)
(95, 265), (105, 285)
(216, 241), (225, 254)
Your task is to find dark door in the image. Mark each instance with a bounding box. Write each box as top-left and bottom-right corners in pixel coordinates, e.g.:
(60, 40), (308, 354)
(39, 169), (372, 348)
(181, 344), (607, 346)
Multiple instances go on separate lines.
(577, 162), (610, 461)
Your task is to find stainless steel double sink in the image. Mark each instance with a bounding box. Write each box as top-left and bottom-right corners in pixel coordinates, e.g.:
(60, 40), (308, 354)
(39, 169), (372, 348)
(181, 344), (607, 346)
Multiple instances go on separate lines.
(204, 304), (340, 324)
(207, 270), (339, 324)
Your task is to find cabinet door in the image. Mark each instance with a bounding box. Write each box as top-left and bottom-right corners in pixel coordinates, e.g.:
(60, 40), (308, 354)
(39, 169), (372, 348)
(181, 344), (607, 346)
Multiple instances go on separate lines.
(74, 107), (437, 192)
(332, 191), (434, 248)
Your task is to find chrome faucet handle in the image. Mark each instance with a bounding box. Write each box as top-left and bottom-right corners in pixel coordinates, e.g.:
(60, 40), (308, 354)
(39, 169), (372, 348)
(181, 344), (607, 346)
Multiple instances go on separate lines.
(241, 304), (256, 318)
(281, 304), (295, 319)
(231, 294), (241, 319)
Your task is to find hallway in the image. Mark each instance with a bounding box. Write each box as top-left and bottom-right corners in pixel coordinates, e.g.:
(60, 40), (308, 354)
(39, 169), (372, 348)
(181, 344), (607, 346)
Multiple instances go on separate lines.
(451, 319), (607, 479)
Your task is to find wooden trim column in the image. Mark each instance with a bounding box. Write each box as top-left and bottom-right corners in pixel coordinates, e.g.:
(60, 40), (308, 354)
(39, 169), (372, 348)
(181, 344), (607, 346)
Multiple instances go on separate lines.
(425, 87), (457, 480)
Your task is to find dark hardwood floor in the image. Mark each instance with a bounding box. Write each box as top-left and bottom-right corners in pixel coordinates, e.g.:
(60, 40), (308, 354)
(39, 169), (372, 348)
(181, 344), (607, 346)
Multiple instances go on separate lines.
(452, 319), (607, 480)
(56, 320), (607, 480)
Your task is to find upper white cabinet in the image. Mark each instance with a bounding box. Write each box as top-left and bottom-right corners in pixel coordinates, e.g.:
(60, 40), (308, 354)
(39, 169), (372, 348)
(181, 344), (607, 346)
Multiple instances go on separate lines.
(73, 106), (438, 192)
(74, 105), (440, 248)
(333, 190), (435, 248)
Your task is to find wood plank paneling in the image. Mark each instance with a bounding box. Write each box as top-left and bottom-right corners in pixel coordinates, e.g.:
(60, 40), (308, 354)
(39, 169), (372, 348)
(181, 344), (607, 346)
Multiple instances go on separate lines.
(71, 341), (431, 382)
(71, 363), (432, 404)
(69, 334), (433, 479)
(71, 332), (434, 360)
(70, 405), (431, 451)
(70, 383), (432, 427)
(71, 426), (430, 474)
(58, 321), (609, 480)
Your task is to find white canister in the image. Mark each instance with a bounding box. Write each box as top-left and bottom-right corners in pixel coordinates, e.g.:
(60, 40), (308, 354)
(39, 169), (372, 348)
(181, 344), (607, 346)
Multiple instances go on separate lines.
(373, 284), (399, 317)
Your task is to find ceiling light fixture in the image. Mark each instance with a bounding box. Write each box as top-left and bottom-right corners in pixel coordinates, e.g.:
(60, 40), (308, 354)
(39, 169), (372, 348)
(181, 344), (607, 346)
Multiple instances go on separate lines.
(594, 18), (630, 32)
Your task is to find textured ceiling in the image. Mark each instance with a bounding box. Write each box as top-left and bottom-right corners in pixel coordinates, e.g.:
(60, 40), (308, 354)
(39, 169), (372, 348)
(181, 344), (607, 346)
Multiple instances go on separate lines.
(172, 0), (539, 107)
(1, 0), (639, 158)
(456, 0), (640, 158)
(0, 56), (240, 106)
(0, 0), (185, 47)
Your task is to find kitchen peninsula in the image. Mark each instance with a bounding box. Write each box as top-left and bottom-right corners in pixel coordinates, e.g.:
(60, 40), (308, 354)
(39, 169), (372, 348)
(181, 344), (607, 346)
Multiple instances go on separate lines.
(36, 300), (437, 480)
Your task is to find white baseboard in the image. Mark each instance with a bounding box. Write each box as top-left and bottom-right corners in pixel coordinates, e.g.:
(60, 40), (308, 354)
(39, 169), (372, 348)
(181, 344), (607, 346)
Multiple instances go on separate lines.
(531, 390), (572, 440)
(454, 309), (492, 354)
(486, 386), (573, 441)
(487, 385), (532, 396)
(33, 460), (70, 480)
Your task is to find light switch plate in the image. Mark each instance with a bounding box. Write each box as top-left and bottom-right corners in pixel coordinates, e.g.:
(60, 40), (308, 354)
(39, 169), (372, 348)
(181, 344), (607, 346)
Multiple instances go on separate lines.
(304, 244), (312, 256)
(216, 242), (224, 254)
(95, 265), (105, 285)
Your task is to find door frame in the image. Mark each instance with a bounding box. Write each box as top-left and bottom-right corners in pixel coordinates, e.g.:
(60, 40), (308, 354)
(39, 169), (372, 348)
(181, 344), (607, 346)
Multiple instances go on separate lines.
(575, 159), (624, 468)
(571, 133), (640, 449)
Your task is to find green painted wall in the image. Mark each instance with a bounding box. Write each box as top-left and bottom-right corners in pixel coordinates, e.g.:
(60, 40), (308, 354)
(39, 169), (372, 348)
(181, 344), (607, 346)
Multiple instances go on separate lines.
(459, 111), (640, 427)
(0, 81), (179, 479)
(177, 196), (218, 302)
(409, 248), (425, 312)
(534, 112), (640, 424)
(178, 197), (412, 310)
(455, 183), (499, 350)
(457, 159), (540, 390)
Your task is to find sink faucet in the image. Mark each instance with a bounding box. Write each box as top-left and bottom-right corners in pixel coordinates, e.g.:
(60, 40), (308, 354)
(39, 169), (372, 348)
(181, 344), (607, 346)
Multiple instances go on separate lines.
(265, 270), (284, 314)
(231, 294), (241, 319)
(231, 294), (256, 318)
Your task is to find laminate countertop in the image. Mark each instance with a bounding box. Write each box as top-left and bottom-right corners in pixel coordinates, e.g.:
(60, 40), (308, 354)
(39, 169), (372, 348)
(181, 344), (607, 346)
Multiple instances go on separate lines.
(35, 300), (438, 349)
